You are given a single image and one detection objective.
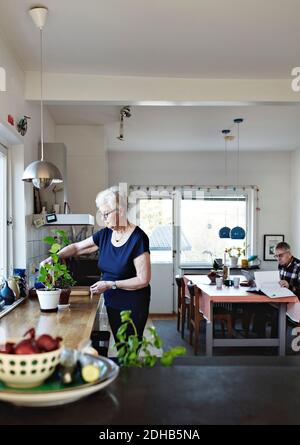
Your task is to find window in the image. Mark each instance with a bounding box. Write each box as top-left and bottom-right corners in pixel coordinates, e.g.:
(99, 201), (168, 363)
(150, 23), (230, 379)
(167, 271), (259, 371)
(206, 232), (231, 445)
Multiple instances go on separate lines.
(138, 199), (173, 263)
(0, 143), (7, 276)
(180, 190), (254, 267)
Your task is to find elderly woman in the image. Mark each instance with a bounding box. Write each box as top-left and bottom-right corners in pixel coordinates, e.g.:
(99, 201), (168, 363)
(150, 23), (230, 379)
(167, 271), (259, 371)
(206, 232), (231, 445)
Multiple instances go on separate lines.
(41, 186), (151, 343)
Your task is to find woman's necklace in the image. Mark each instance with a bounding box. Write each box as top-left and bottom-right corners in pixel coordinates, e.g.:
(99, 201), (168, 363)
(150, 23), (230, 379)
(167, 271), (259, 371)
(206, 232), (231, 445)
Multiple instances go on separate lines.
(114, 224), (131, 242)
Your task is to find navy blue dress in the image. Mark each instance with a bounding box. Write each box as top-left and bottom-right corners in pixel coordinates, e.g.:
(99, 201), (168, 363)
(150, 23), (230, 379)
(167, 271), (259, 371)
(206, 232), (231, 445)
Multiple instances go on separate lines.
(92, 226), (151, 311)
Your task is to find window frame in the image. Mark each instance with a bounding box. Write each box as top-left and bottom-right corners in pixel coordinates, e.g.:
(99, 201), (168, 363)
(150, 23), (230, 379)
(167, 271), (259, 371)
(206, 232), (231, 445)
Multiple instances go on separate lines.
(178, 187), (256, 268)
(135, 196), (174, 264)
(0, 142), (8, 277)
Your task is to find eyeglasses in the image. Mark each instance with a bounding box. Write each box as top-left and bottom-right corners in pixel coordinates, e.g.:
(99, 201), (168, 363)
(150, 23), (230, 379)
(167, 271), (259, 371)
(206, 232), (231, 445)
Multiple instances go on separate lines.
(99, 208), (118, 220)
(274, 251), (289, 259)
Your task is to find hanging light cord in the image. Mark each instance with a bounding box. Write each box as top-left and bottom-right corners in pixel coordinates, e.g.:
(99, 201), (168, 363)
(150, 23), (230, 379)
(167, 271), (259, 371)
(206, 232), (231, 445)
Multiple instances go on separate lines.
(224, 135), (228, 226)
(237, 122), (240, 189)
(40, 27), (44, 161)
(236, 122), (239, 226)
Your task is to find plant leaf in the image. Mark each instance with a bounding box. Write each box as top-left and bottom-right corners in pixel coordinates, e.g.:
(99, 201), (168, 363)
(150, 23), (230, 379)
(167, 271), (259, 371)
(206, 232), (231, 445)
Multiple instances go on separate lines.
(49, 243), (61, 254)
(43, 236), (55, 245)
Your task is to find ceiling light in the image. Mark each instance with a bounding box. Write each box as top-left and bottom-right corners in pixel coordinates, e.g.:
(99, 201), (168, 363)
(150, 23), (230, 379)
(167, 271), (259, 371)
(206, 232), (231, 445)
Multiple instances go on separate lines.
(117, 106), (131, 141)
(22, 6), (62, 189)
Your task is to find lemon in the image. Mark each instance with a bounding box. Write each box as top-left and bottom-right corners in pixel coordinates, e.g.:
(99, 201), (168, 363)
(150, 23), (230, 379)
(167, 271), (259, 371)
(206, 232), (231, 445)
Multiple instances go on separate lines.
(81, 364), (100, 383)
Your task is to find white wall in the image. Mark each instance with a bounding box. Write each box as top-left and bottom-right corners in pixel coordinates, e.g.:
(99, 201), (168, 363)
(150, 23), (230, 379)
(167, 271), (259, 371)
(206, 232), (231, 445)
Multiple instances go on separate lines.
(108, 150), (291, 271)
(0, 32), (55, 270)
(55, 125), (107, 219)
(291, 149), (300, 257)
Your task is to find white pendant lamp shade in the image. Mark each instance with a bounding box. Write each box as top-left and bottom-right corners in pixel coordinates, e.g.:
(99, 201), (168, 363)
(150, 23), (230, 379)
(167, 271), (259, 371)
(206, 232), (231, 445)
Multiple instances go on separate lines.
(22, 6), (63, 190)
(28, 7), (48, 29)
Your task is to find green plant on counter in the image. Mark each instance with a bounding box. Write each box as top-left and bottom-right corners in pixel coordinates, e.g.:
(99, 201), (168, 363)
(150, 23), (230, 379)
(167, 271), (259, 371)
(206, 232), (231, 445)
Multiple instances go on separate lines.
(43, 229), (70, 248)
(38, 229), (75, 290)
(38, 241), (66, 289)
(56, 274), (77, 290)
(115, 310), (186, 367)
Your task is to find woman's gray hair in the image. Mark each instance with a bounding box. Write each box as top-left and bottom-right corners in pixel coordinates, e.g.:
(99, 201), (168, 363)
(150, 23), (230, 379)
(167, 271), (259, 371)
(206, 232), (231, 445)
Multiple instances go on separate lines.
(95, 185), (128, 210)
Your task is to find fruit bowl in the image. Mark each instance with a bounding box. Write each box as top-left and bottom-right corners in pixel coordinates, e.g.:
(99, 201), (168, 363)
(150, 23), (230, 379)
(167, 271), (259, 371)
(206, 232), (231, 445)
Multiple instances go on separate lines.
(0, 343), (63, 388)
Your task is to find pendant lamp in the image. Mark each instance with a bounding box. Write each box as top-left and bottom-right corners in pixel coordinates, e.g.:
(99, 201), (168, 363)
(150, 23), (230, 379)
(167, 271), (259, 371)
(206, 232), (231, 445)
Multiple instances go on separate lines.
(22, 7), (62, 189)
(219, 129), (232, 239)
(231, 118), (245, 240)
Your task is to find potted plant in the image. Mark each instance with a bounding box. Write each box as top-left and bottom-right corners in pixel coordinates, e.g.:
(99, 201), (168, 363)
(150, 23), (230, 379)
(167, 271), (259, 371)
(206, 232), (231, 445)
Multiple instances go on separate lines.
(37, 229), (74, 312)
(203, 250), (221, 284)
(37, 242), (65, 312)
(115, 310), (186, 367)
(56, 274), (77, 308)
(225, 247), (243, 268)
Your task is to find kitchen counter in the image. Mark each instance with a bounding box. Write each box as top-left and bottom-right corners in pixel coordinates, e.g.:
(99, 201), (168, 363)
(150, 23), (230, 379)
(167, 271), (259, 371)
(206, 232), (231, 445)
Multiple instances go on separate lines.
(1, 356), (300, 425)
(0, 288), (100, 349)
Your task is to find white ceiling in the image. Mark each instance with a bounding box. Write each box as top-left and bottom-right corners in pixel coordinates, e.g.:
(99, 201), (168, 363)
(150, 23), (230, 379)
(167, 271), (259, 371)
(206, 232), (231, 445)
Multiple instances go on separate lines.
(47, 104), (300, 151)
(0, 0), (299, 78)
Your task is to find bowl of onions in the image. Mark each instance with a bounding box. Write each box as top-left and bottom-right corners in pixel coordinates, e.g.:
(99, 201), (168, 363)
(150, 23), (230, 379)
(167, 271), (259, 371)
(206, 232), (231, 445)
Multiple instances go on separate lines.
(0, 328), (63, 388)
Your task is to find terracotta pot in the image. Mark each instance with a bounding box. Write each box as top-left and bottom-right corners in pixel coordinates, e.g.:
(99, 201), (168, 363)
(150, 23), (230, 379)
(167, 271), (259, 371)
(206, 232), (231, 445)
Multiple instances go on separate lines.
(58, 288), (71, 307)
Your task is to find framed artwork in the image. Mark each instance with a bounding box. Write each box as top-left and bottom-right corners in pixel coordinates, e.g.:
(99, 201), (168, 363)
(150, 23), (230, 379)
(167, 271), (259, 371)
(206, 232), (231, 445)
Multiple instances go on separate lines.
(263, 234), (285, 261)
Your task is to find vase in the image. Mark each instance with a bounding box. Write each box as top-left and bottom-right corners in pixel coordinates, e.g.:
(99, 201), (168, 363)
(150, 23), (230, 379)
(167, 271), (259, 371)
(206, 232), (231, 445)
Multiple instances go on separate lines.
(8, 277), (20, 299)
(230, 256), (238, 268)
(13, 269), (27, 298)
(36, 289), (61, 312)
(0, 281), (16, 305)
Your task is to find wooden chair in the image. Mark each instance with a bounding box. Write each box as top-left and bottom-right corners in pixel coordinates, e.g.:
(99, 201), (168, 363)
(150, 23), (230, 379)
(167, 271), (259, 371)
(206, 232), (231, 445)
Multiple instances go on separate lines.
(187, 282), (234, 355)
(213, 307), (233, 338)
(175, 275), (190, 339)
(187, 282), (204, 355)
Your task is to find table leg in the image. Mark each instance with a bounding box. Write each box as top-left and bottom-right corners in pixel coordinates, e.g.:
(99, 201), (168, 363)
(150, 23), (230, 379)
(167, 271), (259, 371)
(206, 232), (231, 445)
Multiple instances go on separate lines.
(278, 303), (286, 356)
(206, 301), (213, 356)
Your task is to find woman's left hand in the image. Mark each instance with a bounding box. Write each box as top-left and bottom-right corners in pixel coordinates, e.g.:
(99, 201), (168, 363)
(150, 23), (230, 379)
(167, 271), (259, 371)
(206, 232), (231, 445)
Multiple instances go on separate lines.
(90, 280), (111, 294)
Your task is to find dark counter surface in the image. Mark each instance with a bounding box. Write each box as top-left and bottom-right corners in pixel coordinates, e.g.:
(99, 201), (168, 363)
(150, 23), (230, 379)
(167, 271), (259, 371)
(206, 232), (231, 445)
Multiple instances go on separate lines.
(1, 356), (300, 425)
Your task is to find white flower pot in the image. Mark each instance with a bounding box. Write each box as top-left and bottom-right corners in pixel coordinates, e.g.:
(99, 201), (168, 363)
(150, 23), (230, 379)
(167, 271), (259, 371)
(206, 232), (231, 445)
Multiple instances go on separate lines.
(230, 256), (239, 268)
(36, 289), (61, 312)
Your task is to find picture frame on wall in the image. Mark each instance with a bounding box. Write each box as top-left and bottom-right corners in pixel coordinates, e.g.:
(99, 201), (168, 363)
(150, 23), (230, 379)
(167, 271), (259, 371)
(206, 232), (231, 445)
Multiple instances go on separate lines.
(263, 234), (285, 261)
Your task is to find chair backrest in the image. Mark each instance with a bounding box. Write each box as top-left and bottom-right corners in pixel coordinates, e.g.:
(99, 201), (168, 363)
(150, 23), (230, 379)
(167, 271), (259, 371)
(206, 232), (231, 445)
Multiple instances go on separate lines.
(175, 275), (183, 289)
(175, 275), (184, 308)
(187, 281), (195, 297)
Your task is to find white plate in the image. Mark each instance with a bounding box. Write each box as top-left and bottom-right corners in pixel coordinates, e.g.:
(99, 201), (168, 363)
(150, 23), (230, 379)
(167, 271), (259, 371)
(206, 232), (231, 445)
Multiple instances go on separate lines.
(0, 355), (119, 407)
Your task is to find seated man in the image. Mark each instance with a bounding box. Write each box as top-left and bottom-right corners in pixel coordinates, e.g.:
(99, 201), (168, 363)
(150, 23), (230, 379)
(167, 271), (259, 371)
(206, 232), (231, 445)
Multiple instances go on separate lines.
(253, 242), (300, 336)
(275, 242), (300, 298)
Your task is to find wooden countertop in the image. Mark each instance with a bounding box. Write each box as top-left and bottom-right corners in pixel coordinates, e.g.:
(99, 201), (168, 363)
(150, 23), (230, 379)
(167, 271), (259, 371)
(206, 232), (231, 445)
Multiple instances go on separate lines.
(0, 288), (100, 349)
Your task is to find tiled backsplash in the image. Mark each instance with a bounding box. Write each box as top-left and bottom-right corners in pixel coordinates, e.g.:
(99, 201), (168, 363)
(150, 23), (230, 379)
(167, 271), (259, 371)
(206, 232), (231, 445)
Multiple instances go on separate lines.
(25, 216), (95, 287)
(26, 216), (52, 286)
(25, 217), (73, 286)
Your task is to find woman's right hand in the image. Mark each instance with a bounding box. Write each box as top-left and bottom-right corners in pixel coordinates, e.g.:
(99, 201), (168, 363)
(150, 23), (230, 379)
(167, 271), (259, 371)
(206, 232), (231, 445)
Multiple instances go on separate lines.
(39, 257), (53, 269)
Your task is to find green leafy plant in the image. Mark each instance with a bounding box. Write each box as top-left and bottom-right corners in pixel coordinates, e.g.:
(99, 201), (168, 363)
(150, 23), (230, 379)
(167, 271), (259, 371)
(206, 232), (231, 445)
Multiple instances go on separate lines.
(43, 229), (70, 249)
(38, 229), (75, 290)
(115, 310), (186, 367)
(56, 274), (76, 290)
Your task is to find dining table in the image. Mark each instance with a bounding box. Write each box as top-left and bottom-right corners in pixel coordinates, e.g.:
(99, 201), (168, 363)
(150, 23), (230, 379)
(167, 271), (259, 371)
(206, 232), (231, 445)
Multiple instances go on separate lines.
(184, 275), (299, 356)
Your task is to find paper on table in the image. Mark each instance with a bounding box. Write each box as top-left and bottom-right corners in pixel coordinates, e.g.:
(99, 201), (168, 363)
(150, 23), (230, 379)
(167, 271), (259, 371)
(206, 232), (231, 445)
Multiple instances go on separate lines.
(254, 271), (295, 298)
